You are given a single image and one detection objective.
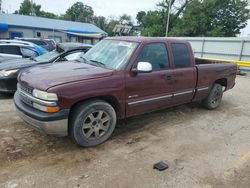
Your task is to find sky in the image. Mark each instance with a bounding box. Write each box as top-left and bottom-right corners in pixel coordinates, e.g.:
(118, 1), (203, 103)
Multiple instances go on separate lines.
(2, 0), (250, 37)
(2, 0), (160, 20)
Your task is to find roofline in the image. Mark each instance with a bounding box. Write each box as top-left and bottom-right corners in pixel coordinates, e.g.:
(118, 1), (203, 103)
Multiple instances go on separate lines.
(0, 13), (107, 35)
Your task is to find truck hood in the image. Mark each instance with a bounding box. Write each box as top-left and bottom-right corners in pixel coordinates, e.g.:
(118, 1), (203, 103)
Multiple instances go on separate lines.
(19, 61), (114, 91)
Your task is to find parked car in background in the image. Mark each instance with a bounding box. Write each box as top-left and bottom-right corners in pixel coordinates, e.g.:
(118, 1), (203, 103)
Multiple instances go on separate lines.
(14, 37), (237, 147)
(16, 38), (56, 51)
(0, 43), (92, 93)
(0, 40), (46, 62)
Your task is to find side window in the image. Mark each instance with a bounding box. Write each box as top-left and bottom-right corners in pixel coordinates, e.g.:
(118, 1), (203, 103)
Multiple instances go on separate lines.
(171, 43), (191, 68)
(136, 43), (169, 71)
(27, 40), (47, 46)
(20, 48), (38, 58)
(1, 45), (21, 55)
(64, 52), (85, 61)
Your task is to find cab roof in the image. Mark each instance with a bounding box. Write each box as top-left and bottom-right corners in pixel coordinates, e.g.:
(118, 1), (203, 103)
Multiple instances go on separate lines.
(106, 36), (188, 44)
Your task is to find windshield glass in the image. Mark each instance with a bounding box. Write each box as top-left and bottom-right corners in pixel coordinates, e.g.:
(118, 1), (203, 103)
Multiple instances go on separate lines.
(83, 40), (138, 70)
(34, 50), (61, 62)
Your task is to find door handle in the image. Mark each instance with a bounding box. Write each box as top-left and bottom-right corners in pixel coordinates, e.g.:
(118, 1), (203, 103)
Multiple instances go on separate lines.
(166, 75), (173, 80)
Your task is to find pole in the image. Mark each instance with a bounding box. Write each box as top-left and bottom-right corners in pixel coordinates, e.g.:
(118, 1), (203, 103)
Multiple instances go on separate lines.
(165, 0), (172, 37)
(0, 0), (2, 13)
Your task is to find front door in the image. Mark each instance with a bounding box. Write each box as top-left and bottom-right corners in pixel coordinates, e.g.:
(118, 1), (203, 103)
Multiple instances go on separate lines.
(125, 43), (174, 117)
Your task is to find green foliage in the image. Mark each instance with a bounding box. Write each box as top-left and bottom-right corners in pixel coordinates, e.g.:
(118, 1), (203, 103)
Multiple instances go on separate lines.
(39, 11), (58, 19)
(93, 16), (107, 30)
(14, 0), (250, 37)
(170, 0), (250, 37)
(105, 18), (120, 36)
(136, 10), (166, 36)
(14, 0), (41, 16)
(119, 14), (133, 25)
(63, 2), (94, 23)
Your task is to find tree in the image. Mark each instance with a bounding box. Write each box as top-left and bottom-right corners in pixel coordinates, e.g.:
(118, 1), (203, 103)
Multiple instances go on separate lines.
(63, 2), (94, 23)
(119, 14), (133, 25)
(93, 16), (107, 30)
(170, 0), (250, 37)
(136, 0), (192, 36)
(15, 0), (41, 16)
(105, 16), (120, 36)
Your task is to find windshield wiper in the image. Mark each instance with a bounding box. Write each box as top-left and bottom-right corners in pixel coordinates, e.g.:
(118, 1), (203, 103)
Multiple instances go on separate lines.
(76, 56), (88, 63)
(89, 59), (106, 68)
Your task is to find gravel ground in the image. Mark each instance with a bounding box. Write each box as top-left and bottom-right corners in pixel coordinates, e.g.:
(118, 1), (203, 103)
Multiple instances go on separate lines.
(0, 76), (249, 188)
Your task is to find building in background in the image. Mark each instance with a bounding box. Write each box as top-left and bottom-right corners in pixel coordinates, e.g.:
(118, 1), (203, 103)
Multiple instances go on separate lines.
(0, 13), (107, 44)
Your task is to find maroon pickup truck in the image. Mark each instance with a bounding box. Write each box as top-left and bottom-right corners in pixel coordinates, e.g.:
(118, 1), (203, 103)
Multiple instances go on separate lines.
(14, 37), (237, 147)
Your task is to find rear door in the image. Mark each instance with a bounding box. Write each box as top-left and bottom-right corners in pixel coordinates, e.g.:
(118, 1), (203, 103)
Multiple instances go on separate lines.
(170, 42), (196, 105)
(125, 42), (174, 117)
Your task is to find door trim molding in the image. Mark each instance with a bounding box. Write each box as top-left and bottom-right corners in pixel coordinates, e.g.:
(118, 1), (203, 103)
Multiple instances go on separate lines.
(128, 94), (172, 107)
(128, 87), (209, 107)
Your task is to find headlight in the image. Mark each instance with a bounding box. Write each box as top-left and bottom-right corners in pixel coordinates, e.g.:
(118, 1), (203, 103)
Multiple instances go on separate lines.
(32, 89), (58, 101)
(0, 69), (18, 77)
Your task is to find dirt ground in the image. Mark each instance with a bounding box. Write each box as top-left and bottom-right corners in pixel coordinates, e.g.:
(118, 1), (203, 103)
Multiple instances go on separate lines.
(0, 76), (250, 188)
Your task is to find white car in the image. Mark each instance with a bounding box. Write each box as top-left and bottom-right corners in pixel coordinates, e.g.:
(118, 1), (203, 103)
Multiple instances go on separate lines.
(0, 40), (46, 62)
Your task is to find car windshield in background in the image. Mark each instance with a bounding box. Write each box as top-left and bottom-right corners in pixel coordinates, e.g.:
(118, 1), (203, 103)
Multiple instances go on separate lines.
(83, 40), (138, 70)
(34, 50), (60, 62)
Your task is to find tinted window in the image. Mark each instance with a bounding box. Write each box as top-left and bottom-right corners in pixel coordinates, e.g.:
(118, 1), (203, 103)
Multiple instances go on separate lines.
(171, 43), (191, 68)
(20, 47), (38, 58)
(0, 45), (21, 55)
(26, 40), (47, 46)
(136, 43), (169, 71)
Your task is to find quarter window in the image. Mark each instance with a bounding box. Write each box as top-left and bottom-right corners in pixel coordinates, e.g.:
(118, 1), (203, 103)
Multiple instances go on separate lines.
(136, 43), (169, 71)
(171, 43), (191, 68)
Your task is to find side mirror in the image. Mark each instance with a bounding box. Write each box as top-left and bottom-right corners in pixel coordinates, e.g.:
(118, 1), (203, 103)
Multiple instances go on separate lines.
(133, 62), (152, 73)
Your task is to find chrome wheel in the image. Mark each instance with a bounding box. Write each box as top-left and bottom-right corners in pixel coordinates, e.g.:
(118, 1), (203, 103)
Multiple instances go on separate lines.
(211, 85), (222, 105)
(82, 110), (110, 140)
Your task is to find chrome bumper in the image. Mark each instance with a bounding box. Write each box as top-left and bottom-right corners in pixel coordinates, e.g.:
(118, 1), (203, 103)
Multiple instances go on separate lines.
(17, 107), (68, 137)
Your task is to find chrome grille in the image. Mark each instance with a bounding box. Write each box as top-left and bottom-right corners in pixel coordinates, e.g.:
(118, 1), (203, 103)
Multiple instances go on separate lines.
(18, 83), (33, 107)
(19, 83), (33, 95)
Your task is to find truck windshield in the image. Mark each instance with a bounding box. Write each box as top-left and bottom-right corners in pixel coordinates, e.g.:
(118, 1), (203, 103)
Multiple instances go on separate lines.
(83, 40), (138, 70)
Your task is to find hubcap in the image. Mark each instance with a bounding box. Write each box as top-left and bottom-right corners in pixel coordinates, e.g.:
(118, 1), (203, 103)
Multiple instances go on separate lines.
(82, 110), (110, 140)
(211, 87), (222, 105)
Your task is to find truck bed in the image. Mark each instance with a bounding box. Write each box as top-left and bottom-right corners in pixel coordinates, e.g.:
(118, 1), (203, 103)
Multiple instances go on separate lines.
(193, 57), (237, 102)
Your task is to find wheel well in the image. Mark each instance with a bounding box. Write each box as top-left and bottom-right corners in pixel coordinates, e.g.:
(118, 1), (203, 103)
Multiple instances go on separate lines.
(69, 96), (121, 120)
(214, 78), (227, 88)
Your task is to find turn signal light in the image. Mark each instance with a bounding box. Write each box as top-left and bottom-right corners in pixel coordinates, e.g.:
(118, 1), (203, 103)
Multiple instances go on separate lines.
(46, 107), (60, 113)
(33, 103), (60, 113)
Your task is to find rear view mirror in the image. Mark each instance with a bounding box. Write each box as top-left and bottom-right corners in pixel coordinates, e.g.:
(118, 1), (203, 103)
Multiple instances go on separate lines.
(133, 62), (152, 73)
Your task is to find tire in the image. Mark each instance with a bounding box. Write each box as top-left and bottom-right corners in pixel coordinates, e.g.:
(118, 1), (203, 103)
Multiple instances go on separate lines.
(70, 100), (117, 147)
(203, 83), (223, 110)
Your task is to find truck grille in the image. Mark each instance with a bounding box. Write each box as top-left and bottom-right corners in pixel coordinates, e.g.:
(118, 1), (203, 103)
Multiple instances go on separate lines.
(19, 83), (33, 95)
(18, 83), (34, 107)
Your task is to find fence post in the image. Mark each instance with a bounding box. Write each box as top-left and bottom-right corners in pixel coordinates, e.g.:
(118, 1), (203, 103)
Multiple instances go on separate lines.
(201, 38), (205, 57)
(239, 40), (245, 61)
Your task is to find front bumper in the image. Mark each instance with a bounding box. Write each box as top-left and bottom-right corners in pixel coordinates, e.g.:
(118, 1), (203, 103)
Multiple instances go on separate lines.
(14, 92), (70, 136)
(0, 77), (17, 93)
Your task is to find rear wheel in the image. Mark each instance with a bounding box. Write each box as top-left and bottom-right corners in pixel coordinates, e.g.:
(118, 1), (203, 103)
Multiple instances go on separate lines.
(203, 83), (223, 110)
(70, 100), (117, 147)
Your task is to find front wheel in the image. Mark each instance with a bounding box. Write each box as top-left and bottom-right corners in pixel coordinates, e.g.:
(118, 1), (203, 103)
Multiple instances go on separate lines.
(203, 83), (223, 110)
(70, 100), (117, 147)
